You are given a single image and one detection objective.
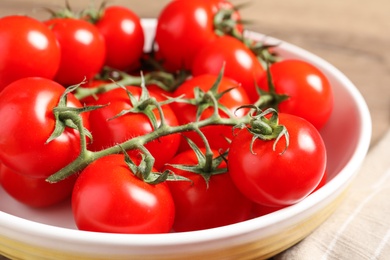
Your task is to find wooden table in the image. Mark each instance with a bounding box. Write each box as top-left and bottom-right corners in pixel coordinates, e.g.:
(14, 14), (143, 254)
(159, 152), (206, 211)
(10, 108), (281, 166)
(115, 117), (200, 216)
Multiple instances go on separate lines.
(1, 0), (389, 259)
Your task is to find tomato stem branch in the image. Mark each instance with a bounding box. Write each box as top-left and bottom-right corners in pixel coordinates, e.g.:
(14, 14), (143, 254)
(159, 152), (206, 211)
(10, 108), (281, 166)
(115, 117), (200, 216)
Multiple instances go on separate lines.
(46, 110), (248, 183)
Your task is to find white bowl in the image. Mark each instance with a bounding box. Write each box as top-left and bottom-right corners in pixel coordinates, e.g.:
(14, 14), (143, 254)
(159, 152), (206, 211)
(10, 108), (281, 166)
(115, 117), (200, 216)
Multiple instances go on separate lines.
(0, 19), (371, 260)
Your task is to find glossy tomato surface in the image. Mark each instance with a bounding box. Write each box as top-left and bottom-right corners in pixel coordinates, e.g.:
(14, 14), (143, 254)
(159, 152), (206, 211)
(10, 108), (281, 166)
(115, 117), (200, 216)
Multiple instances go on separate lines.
(72, 154), (175, 234)
(0, 163), (77, 208)
(163, 149), (253, 232)
(257, 59), (334, 130)
(45, 18), (106, 86)
(228, 113), (326, 207)
(95, 6), (144, 71)
(192, 36), (265, 102)
(0, 77), (88, 179)
(0, 15), (60, 91)
(154, 0), (218, 72)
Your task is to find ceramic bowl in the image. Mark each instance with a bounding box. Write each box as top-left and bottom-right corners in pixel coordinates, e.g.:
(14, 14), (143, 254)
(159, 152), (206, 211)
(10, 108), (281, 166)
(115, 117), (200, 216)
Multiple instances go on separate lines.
(0, 19), (372, 260)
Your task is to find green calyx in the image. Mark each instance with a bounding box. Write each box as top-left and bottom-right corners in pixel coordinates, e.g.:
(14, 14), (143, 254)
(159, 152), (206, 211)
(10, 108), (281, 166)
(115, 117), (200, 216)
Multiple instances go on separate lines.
(46, 81), (105, 144)
(214, 6), (242, 38)
(255, 62), (290, 110)
(235, 106), (289, 155)
(167, 136), (227, 188)
(120, 146), (188, 185)
(175, 66), (235, 121)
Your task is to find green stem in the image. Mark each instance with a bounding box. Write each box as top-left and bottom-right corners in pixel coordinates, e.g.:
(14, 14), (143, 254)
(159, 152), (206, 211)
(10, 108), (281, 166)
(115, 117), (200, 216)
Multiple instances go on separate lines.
(46, 110), (95, 183)
(193, 127), (214, 173)
(47, 112), (248, 183)
(74, 75), (143, 100)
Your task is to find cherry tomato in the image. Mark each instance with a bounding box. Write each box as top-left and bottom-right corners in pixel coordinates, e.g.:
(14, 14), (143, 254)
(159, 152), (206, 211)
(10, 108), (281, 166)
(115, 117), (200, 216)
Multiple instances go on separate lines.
(0, 163), (77, 208)
(257, 59), (334, 130)
(0, 15), (60, 91)
(95, 6), (144, 71)
(163, 149), (253, 232)
(87, 86), (180, 170)
(72, 154), (175, 234)
(44, 18), (106, 86)
(171, 74), (250, 152)
(251, 169), (327, 217)
(228, 113), (326, 207)
(0, 77), (89, 179)
(154, 0), (218, 72)
(192, 36), (265, 102)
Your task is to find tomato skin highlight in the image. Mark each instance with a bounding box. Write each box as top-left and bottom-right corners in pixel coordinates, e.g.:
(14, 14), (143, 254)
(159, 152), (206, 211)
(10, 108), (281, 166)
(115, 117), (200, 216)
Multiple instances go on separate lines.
(0, 77), (88, 179)
(228, 113), (326, 207)
(44, 18), (106, 86)
(163, 149), (253, 232)
(72, 154), (175, 234)
(257, 59), (334, 130)
(0, 163), (77, 208)
(155, 0), (218, 72)
(95, 6), (144, 71)
(0, 15), (60, 91)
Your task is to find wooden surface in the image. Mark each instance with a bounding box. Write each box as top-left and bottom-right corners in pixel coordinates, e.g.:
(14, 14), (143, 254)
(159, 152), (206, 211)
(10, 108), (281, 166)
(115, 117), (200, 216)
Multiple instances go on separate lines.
(0, 1), (389, 259)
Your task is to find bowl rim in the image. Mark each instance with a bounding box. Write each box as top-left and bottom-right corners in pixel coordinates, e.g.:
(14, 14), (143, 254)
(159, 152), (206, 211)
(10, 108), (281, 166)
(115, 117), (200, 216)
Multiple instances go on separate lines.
(0, 18), (372, 254)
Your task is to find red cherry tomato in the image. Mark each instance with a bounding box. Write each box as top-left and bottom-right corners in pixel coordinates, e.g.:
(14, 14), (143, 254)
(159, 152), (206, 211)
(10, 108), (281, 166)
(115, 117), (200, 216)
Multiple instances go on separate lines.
(0, 163), (77, 208)
(251, 169), (327, 217)
(72, 154), (175, 234)
(154, 0), (218, 72)
(95, 6), (144, 71)
(0, 77), (89, 179)
(44, 18), (106, 86)
(163, 149), (253, 232)
(228, 113), (326, 207)
(0, 15), (60, 91)
(192, 36), (265, 102)
(257, 59), (334, 130)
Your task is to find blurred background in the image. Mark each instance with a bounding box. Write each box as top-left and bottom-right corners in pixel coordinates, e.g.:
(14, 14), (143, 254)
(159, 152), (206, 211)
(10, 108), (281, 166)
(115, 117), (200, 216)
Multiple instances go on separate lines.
(1, 0), (389, 146)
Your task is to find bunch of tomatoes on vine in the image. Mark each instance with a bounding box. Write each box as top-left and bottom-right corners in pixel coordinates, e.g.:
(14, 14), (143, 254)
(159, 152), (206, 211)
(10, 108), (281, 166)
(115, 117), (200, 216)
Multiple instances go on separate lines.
(0, 0), (333, 234)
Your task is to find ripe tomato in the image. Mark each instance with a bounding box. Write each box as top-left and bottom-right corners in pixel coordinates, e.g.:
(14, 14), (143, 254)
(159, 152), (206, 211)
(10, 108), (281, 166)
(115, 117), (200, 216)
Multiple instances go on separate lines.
(155, 0), (242, 72)
(72, 154), (175, 234)
(163, 149), (253, 232)
(0, 163), (77, 208)
(0, 15), (60, 91)
(44, 18), (106, 86)
(87, 86), (180, 170)
(95, 6), (144, 71)
(171, 74), (250, 152)
(257, 59), (334, 130)
(191, 36), (265, 102)
(228, 113), (326, 207)
(251, 169), (327, 217)
(0, 77), (89, 179)
(154, 0), (218, 72)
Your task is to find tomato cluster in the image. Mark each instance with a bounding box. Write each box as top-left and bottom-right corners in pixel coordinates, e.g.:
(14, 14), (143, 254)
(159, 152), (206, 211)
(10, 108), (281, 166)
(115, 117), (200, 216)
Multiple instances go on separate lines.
(0, 0), (333, 234)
